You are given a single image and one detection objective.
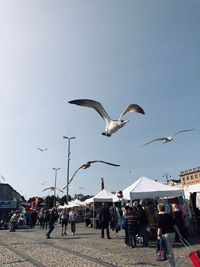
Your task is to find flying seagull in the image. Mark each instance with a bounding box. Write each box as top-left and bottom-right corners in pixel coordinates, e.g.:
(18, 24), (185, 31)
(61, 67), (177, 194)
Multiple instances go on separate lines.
(68, 99), (145, 136)
(42, 187), (64, 193)
(37, 147), (48, 152)
(0, 175), (5, 181)
(142, 129), (195, 146)
(63, 160), (120, 190)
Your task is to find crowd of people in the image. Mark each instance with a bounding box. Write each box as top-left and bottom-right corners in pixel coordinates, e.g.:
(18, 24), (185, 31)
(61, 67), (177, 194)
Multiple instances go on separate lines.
(0, 196), (196, 267)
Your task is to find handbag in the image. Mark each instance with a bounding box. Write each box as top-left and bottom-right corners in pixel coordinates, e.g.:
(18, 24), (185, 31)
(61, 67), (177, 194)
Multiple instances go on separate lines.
(156, 249), (167, 261)
(155, 237), (167, 261)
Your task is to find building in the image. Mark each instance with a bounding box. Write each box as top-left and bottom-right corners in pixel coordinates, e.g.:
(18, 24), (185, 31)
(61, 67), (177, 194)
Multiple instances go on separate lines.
(180, 166), (200, 186)
(0, 183), (23, 221)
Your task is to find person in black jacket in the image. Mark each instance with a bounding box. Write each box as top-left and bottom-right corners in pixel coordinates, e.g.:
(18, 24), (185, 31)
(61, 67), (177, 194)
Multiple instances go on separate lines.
(138, 204), (149, 247)
(99, 203), (111, 239)
(46, 208), (58, 239)
(157, 203), (182, 267)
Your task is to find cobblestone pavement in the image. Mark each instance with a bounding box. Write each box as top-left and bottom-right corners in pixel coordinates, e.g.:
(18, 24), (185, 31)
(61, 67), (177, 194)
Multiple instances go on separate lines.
(0, 223), (199, 267)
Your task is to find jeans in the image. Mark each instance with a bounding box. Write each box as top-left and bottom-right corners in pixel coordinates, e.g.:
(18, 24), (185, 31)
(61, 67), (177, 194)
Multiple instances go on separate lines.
(163, 232), (176, 267)
(101, 221), (110, 238)
(127, 223), (137, 247)
(71, 221), (76, 234)
(46, 222), (54, 237)
(139, 225), (149, 246)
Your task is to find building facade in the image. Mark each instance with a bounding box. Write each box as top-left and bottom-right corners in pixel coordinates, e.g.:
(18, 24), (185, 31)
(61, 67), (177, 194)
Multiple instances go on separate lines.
(180, 166), (200, 186)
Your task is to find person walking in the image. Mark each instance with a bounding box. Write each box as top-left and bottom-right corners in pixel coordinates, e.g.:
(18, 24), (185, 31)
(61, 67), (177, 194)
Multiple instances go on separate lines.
(171, 203), (188, 241)
(99, 203), (111, 239)
(69, 208), (77, 235)
(157, 203), (182, 267)
(9, 211), (19, 232)
(46, 208), (57, 239)
(60, 208), (69, 236)
(124, 206), (138, 248)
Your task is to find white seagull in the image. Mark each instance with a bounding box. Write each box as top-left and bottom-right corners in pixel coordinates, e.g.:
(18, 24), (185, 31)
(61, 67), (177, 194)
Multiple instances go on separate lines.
(68, 99), (145, 136)
(63, 160), (120, 190)
(142, 129), (195, 146)
(42, 186), (64, 193)
(37, 147), (48, 152)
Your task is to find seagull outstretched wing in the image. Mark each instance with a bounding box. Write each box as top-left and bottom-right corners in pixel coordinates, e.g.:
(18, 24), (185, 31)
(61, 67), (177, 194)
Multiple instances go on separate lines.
(42, 186), (63, 193)
(142, 137), (168, 146)
(0, 175), (5, 181)
(87, 160), (120, 167)
(119, 104), (145, 120)
(37, 147), (48, 152)
(69, 99), (111, 123)
(172, 129), (195, 137)
(42, 187), (54, 192)
(63, 160), (120, 190)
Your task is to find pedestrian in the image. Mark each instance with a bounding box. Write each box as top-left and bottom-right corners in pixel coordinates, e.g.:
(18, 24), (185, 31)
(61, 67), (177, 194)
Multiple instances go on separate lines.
(9, 211), (18, 232)
(99, 203), (111, 239)
(124, 206), (138, 248)
(171, 203), (188, 241)
(157, 203), (182, 267)
(137, 204), (149, 247)
(122, 206), (129, 246)
(46, 208), (57, 239)
(69, 208), (77, 235)
(60, 208), (69, 236)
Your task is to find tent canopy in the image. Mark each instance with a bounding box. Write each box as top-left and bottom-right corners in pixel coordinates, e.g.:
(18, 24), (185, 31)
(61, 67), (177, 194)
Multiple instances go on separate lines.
(85, 189), (115, 204)
(123, 176), (184, 200)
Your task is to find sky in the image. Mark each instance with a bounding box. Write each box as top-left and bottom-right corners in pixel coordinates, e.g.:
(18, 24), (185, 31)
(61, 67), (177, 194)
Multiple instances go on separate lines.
(0, 0), (199, 200)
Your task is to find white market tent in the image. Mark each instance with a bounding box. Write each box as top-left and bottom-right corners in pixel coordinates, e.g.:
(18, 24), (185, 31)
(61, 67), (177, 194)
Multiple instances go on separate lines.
(58, 199), (85, 209)
(84, 188), (116, 228)
(85, 188), (116, 204)
(123, 176), (184, 201)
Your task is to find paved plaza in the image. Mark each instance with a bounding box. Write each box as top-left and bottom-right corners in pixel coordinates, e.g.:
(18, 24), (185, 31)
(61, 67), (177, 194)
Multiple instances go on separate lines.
(0, 223), (198, 267)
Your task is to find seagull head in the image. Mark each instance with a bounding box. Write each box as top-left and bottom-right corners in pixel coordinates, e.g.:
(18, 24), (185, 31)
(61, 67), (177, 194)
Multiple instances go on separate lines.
(120, 119), (129, 125)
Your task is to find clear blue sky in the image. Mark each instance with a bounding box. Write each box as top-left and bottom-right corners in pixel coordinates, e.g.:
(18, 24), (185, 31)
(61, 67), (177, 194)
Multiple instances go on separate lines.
(0, 0), (199, 199)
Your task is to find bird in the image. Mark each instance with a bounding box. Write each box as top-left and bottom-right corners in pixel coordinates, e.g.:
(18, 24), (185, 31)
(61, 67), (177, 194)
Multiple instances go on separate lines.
(63, 160), (120, 190)
(68, 99), (145, 136)
(36, 147), (48, 152)
(0, 175), (5, 181)
(142, 129), (195, 146)
(42, 187), (63, 193)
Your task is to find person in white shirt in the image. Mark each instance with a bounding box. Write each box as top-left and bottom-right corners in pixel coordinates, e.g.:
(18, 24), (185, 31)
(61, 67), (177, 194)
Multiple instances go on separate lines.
(69, 208), (77, 235)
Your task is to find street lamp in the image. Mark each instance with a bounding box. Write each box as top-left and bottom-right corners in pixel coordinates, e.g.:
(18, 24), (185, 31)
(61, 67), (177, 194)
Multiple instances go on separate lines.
(53, 167), (60, 207)
(63, 136), (76, 204)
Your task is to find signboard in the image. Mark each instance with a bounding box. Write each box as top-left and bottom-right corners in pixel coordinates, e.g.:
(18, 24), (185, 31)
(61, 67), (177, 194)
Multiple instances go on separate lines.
(0, 201), (17, 209)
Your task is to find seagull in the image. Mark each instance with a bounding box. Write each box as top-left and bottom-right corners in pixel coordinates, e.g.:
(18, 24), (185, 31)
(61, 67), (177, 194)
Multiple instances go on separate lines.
(142, 129), (195, 146)
(63, 160), (120, 190)
(68, 99), (145, 136)
(0, 175), (5, 181)
(37, 147), (48, 152)
(42, 187), (64, 193)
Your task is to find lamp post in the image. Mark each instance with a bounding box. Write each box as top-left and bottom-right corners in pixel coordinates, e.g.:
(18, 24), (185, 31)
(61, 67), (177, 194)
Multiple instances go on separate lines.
(63, 136), (76, 204)
(53, 167), (60, 207)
